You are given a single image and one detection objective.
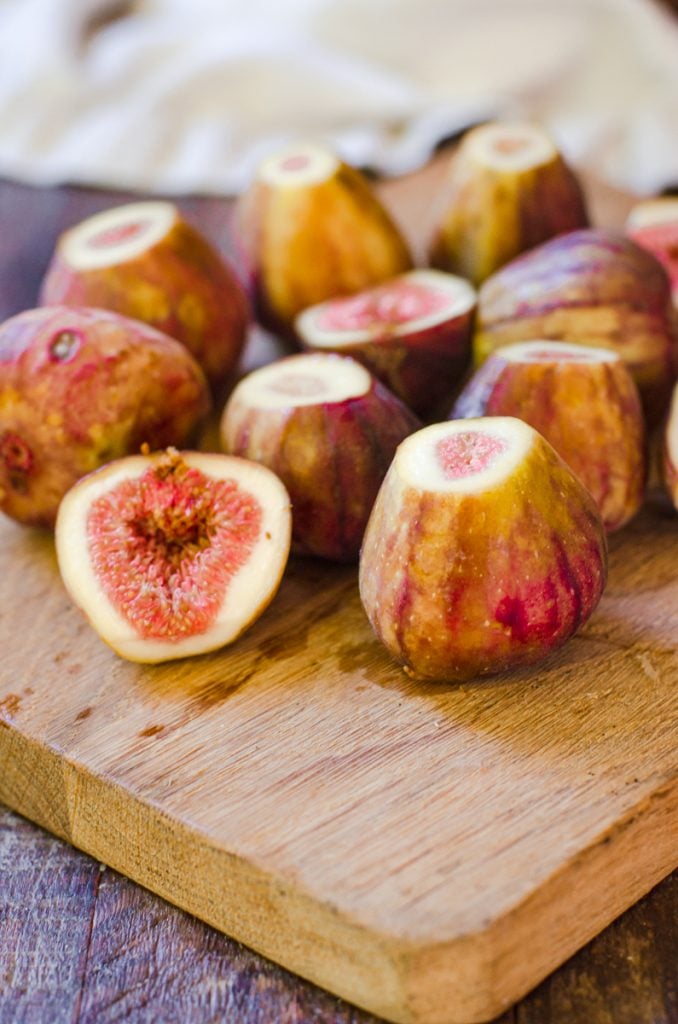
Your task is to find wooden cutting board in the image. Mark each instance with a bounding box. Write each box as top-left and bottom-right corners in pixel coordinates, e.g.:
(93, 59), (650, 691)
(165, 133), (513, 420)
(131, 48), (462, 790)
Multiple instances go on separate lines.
(0, 487), (676, 1024)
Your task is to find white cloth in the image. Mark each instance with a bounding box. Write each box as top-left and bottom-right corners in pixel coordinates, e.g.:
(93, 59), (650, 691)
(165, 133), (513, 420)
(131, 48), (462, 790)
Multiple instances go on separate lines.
(0, 0), (676, 196)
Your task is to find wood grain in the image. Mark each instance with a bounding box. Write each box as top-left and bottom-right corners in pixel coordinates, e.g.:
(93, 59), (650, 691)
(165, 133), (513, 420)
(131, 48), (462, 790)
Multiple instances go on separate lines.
(0, 164), (677, 1024)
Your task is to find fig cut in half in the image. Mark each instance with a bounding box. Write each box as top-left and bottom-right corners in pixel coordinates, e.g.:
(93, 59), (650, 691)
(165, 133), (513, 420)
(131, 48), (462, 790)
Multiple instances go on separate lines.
(452, 340), (647, 532)
(221, 352), (420, 561)
(359, 417), (607, 682)
(56, 449), (291, 663)
(295, 269), (476, 418)
(40, 201), (249, 391)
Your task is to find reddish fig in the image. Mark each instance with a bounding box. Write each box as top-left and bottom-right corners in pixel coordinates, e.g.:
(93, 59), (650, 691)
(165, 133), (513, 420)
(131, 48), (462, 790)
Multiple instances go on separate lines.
(295, 269), (476, 418)
(40, 201), (249, 390)
(221, 352), (420, 561)
(360, 417), (607, 682)
(56, 449), (291, 663)
(626, 198), (678, 309)
(0, 307), (210, 528)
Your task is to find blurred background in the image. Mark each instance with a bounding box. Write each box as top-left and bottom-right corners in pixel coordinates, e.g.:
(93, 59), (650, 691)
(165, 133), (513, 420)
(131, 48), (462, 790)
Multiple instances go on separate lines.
(0, 0), (676, 196)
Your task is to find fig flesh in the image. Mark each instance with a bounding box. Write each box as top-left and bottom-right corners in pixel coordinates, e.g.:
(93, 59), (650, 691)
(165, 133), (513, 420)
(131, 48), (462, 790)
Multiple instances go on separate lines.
(56, 449), (291, 663)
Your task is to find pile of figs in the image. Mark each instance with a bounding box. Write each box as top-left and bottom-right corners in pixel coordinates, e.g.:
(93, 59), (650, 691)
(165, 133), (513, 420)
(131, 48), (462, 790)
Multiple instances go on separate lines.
(2, 125), (676, 678)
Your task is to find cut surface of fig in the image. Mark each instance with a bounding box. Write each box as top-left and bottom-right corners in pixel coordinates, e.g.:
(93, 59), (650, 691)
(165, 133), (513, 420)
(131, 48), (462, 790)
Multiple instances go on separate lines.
(60, 201), (178, 270)
(258, 142), (340, 188)
(497, 340), (618, 365)
(296, 270), (476, 347)
(465, 121), (557, 171)
(56, 450), (291, 663)
(232, 351), (373, 408)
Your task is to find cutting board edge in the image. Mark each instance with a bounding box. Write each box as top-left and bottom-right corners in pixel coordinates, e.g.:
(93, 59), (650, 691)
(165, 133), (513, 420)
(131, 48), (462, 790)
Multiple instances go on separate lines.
(1, 717), (676, 1024)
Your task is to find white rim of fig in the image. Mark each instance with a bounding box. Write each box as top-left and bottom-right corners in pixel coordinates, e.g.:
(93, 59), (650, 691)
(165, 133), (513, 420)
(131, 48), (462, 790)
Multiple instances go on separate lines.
(258, 142), (340, 188)
(60, 201), (178, 270)
(626, 198), (678, 229)
(466, 121), (556, 171)
(55, 453), (291, 664)
(230, 353), (372, 409)
(497, 340), (620, 365)
(295, 270), (477, 348)
(396, 417), (534, 496)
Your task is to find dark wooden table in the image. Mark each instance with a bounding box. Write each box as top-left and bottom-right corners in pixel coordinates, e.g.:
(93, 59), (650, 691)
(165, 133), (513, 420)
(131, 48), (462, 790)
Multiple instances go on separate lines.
(0, 170), (676, 1024)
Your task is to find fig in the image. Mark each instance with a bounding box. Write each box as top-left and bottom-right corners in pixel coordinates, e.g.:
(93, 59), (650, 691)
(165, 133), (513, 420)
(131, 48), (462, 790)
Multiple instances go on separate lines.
(359, 417), (607, 682)
(474, 229), (678, 424)
(626, 198), (678, 308)
(428, 121), (588, 286)
(220, 352), (421, 561)
(56, 448), (291, 663)
(664, 382), (678, 510)
(40, 201), (249, 391)
(295, 269), (476, 418)
(233, 141), (413, 338)
(452, 340), (647, 532)
(0, 306), (210, 528)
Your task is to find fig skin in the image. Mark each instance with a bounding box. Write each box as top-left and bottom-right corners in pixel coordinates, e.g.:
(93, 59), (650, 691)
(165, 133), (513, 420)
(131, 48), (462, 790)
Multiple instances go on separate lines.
(40, 203), (249, 391)
(452, 344), (647, 532)
(664, 382), (678, 509)
(473, 229), (678, 425)
(295, 271), (477, 419)
(359, 420), (608, 683)
(221, 356), (421, 562)
(55, 449), (292, 664)
(0, 306), (211, 528)
(626, 199), (678, 309)
(233, 149), (413, 338)
(428, 122), (588, 286)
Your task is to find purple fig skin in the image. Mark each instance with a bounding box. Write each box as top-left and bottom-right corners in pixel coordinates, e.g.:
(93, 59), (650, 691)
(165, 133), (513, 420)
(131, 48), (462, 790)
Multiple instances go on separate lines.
(664, 382), (678, 509)
(221, 362), (421, 562)
(474, 229), (678, 425)
(0, 306), (211, 528)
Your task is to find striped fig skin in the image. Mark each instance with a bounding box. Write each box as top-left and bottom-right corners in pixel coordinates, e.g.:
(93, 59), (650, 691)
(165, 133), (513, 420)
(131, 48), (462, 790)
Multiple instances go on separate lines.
(452, 344), (647, 532)
(221, 356), (421, 562)
(429, 123), (588, 286)
(474, 229), (678, 424)
(664, 383), (678, 510)
(234, 149), (413, 338)
(359, 422), (607, 682)
(40, 204), (249, 391)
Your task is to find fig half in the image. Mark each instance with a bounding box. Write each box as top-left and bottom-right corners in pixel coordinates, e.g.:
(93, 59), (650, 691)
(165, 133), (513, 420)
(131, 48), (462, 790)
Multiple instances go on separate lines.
(56, 449), (292, 663)
(295, 269), (476, 418)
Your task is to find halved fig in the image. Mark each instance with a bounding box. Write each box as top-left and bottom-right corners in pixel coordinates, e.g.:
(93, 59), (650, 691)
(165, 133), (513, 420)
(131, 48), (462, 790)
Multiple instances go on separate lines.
(474, 228), (678, 424)
(626, 198), (678, 308)
(221, 352), (421, 561)
(0, 306), (210, 529)
(295, 269), (476, 418)
(40, 201), (249, 391)
(664, 382), (678, 510)
(359, 417), (607, 682)
(233, 141), (413, 338)
(56, 449), (291, 663)
(428, 121), (588, 286)
(453, 340), (647, 532)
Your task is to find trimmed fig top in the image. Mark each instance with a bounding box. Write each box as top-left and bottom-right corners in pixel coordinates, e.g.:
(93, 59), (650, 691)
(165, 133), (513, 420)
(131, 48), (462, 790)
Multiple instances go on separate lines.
(258, 142), (340, 188)
(465, 121), (557, 171)
(232, 352), (373, 409)
(497, 340), (620, 364)
(396, 417), (534, 495)
(296, 270), (476, 347)
(60, 201), (178, 270)
(626, 197), (678, 230)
